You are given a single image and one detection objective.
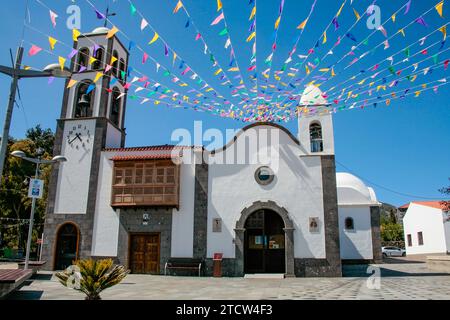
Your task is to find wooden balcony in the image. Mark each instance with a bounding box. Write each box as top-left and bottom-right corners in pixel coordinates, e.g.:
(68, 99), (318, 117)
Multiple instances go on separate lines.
(111, 159), (180, 208)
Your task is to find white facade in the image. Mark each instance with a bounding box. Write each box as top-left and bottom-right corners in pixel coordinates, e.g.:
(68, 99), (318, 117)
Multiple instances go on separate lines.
(403, 202), (449, 255)
(336, 173), (380, 260)
(91, 148), (197, 257)
(207, 125), (326, 259)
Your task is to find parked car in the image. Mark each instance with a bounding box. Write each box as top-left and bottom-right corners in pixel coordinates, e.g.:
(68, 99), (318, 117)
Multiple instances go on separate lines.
(382, 246), (406, 257)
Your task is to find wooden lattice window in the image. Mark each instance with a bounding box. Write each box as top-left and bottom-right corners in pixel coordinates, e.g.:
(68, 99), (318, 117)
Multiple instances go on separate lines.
(111, 160), (180, 208)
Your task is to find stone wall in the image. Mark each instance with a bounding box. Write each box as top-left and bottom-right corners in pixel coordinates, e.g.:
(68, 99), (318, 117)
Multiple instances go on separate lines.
(116, 208), (172, 274)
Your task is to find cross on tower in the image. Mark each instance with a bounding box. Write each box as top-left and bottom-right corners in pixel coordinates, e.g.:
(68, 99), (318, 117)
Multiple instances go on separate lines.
(103, 5), (117, 28)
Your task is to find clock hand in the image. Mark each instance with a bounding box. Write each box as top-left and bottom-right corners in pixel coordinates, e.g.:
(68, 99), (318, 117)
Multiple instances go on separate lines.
(68, 136), (78, 144)
(76, 133), (83, 142)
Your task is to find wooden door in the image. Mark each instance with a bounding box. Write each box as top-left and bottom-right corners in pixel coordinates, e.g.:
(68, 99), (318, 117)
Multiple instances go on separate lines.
(130, 234), (160, 274)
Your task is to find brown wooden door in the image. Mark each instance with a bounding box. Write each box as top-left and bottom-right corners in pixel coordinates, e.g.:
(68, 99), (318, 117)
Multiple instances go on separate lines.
(130, 234), (160, 274)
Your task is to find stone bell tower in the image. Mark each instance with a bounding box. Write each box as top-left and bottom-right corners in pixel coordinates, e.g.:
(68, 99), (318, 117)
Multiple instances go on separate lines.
(42, 27), (129, 270)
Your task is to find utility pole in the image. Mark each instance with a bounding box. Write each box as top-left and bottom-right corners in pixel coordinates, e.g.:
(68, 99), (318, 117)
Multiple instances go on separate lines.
(0, 47), (23, 179)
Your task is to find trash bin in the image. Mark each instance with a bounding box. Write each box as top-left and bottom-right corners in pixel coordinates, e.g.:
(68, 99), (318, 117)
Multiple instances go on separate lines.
(213, 253), (223, 277)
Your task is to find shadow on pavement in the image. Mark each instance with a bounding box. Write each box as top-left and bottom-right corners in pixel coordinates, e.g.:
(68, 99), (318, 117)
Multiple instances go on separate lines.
(343, 265), (450, 277)
(382, 257), (426, 264)
(5, 290), (44, 300)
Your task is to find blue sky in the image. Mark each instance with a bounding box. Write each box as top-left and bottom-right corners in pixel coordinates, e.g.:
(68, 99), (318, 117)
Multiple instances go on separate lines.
(0, 0), (449, 206)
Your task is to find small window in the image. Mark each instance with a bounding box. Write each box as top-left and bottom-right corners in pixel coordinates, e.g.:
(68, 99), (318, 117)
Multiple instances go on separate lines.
(119, 58), (126, 82)
(309, 122), (323, 153)
(254, 166), (274, 185)
(418, 232), (424, 246)
(110, 87), (121, 127)
(92, 46), (104, 70)
(344, 217), (354, 230)
(407, 234), (412, 247)
(76, 47), (90, 72)
(73, 81), (95, 118)
(112, 50), (119, 77)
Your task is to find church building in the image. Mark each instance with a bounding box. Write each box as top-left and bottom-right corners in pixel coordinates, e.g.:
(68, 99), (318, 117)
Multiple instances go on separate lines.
(41, 28), (382, 277)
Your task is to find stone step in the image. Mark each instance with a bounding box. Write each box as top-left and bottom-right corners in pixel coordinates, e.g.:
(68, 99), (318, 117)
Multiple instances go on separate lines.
(244, 273), (285, 279)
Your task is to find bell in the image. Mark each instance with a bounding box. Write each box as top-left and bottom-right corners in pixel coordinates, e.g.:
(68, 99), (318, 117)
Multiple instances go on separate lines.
(78, 94), (91, 107)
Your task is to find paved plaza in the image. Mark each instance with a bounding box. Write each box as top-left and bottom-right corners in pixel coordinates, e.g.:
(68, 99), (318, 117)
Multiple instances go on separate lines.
(4, 260), (450, 300)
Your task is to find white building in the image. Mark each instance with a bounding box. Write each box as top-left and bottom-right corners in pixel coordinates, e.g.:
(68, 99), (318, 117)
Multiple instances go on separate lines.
(41, 28), (382, 277)
(402, 201), (450, 255)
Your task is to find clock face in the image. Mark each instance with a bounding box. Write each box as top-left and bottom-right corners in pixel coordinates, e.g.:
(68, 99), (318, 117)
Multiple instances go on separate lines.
(67, 123), (91, 150)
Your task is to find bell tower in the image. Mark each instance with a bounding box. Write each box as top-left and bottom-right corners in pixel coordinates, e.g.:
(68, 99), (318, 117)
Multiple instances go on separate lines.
(42, 27), (129, 269)
(298, 85), (335, 155)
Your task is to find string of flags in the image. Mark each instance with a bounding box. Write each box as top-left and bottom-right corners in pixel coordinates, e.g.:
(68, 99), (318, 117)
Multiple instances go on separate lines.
(24, 0), (450, 122)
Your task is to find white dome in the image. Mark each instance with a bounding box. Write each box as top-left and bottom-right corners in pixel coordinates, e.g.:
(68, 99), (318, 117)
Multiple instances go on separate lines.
(300, 85), (328, 106)
(91, 27), (110, 34)
(336, 172), (378, 205)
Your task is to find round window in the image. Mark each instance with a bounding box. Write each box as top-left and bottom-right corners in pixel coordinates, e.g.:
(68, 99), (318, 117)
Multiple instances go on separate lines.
(255, 166), (274, 185)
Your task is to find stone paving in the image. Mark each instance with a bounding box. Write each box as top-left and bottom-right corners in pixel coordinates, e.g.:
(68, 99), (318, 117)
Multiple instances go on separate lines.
(6, 263), (450, 300)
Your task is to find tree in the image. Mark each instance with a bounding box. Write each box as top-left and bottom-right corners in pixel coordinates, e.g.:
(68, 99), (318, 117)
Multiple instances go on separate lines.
(439, 178), (450, 211)
(0, 125), (54, 257)
(380, 212), (404, 242)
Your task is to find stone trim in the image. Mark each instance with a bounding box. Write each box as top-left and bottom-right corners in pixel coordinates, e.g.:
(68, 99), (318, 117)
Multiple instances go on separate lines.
(235, 200), (295, 277)
(116, 208), (172, 274)
(193, 161), (208, 259)
(319, 155), (342, 277)
(370, 206), (383, 263)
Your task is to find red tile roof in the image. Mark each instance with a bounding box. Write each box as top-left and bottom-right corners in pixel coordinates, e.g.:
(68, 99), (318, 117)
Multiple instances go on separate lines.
(110, 154), (179, 161)
(104, 145), (202, 152)
(399, 201), (447, 210)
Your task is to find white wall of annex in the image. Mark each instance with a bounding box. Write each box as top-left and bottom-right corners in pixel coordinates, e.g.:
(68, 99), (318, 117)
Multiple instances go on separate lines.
(338, 206), (373, 259)
(170, 149), (196, 257)
(403, 203), (446, 255)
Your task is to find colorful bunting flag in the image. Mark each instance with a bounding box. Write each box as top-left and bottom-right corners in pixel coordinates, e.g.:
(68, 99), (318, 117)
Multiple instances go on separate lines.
(211, 12), (224, 25)
(149, 32), (159, 44)
(217, 0), (223, 11)
(439, 26), (447, 40)
(141, 18), (149, 31)
(130, 3), (137, 15)
(143, 52), (149, 64)
(67, 79), (77, 88)
(297, 18), (308, 30)
(436, 1), (444, 17)
(58, 56), (66, 71)
(73, 29), (81, 42)
(106, 27), (119, 39)
(405, 0), (412, 15)
(353, 8), (360, 20)
(173, 1), (183, 14)
(275, 16), (281, 30)
(247, 32), (256, 42)
(49, 10), (58, 28)
(249, 6), (256, 20)
(28, 45), (42, 56)
(68, 48), (78, 59)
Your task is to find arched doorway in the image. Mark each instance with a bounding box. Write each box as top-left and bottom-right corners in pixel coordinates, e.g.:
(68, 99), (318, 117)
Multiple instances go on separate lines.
(244, 209), (286, 273)
(54, 223), (79, 270)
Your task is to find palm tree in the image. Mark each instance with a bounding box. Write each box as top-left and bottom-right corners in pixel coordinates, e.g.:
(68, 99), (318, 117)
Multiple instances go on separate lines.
(56, 258), (129, 300)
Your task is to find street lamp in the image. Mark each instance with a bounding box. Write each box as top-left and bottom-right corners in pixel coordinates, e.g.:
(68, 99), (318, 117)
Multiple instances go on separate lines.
(11, 149), (67, 270)
(0, 46), (72, 180)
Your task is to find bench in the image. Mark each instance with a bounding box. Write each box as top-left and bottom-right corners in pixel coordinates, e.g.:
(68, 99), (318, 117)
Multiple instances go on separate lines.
(18, 261), (46, 275)
(164, 258), (203, 277)
(0, 269), (32, 298)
